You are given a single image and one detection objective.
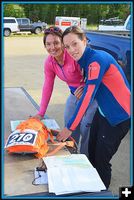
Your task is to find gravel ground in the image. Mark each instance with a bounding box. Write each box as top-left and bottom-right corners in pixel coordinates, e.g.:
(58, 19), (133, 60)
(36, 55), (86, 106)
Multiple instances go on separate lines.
(4, 35), (132, 196)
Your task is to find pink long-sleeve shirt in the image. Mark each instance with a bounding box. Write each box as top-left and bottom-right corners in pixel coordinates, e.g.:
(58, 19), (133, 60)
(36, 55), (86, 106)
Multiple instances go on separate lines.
(38, 49), (85, 117)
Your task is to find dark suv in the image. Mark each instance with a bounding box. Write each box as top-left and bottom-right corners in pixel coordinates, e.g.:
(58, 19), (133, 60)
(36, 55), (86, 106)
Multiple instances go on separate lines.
(16, 18), (47, 34)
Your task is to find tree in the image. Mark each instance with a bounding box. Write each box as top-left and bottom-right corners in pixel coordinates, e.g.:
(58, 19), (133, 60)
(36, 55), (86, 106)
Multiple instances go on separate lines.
(3, 3), (131, 25)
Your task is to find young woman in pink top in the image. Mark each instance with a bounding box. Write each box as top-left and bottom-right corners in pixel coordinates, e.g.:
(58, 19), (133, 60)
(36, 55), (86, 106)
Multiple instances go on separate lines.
(34, 26), (98, 157)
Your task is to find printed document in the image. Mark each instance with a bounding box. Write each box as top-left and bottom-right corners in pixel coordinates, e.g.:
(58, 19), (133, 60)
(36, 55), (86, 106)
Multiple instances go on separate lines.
(43, 154), (106, 195)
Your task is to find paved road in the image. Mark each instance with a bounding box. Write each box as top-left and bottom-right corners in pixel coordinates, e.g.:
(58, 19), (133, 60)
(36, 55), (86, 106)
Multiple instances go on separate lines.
(4, 36), (132, 196)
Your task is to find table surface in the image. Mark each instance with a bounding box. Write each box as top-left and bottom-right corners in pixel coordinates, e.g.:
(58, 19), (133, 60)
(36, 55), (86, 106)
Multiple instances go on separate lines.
(4, 87), (113, 198)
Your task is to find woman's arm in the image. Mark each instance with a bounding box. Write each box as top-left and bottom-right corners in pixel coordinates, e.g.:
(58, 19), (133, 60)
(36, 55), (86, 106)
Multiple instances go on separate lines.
(37, 59), (56, 117)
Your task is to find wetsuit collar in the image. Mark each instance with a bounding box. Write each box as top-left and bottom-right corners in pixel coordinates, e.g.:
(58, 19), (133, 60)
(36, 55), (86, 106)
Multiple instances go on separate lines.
(77, 46), (92, 69)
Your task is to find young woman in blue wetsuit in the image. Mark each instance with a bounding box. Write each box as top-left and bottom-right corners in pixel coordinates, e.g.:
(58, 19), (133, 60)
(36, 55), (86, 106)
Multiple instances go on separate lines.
(57, 26), (131, 189)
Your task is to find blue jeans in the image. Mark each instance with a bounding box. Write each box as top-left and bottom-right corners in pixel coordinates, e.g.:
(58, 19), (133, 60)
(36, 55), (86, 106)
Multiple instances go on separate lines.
(64, 94), (98, 157)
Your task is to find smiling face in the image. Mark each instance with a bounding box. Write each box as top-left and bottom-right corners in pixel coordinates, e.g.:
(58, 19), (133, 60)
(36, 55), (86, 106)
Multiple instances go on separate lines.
(63, 33), (87, 61)
(45, 34), (64, 59)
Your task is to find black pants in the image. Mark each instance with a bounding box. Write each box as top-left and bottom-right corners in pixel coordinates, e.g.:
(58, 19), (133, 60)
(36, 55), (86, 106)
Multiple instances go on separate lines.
(88, 109), (130, 189)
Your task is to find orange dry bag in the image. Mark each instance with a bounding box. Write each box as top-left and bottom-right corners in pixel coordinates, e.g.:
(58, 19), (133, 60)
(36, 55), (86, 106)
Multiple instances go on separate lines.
(5, 118), (53, 158)
(5, 118), (76, 158)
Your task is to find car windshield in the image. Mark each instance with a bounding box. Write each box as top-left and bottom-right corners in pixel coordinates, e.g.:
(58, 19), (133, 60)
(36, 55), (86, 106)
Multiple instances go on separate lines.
(126, 16), (131, 30)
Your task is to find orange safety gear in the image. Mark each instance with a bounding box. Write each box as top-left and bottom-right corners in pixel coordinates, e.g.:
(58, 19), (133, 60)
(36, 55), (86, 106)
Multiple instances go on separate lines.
(5, 118), (76, 158)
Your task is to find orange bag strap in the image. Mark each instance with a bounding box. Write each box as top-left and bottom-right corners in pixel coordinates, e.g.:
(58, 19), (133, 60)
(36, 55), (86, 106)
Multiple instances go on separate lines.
(45, 129), (77, 157)
(46, 140), (75, 157)
(47, 129), (57, 144)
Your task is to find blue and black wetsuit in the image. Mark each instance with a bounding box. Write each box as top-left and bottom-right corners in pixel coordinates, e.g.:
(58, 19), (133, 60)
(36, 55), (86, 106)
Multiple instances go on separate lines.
(66, 46), (130, 189)
(66, 46), (130, 130)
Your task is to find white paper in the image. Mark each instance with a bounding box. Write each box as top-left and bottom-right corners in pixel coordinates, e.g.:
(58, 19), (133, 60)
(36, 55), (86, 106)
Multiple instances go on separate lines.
(43, 154), (106, 195)
(43, 154), (93, 168)
(10, 120), (24, 131)
(10, 119), (60, 131)
(43, 119), (60, 130)
(34, 168), (48, 185)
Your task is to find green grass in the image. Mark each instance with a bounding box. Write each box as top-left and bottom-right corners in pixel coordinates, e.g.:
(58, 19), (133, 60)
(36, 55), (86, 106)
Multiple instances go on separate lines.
(10, 32), (44, 37)
(86, 24), (98, 30)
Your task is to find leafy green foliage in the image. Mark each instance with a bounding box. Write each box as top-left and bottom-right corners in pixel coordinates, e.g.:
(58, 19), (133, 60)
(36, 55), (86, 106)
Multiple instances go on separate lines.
(3, 3), (131, 25)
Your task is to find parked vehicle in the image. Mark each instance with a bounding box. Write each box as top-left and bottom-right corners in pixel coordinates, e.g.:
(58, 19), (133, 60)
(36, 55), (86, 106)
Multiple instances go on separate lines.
(98, 15), (131, 31)
(100, 17), (124, 25)
(4, 17), (20, 37)
(86, 31), (131, 84)
(55, 16), (87, 31)
(55, 16), (81, 31)
(16, 18), (47, 34)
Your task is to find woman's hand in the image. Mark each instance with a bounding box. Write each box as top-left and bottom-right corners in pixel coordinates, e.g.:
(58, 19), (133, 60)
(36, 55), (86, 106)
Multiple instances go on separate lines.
(74, 85), (84, 99)
(56, 127), (72, 142)
(30, 114), (43, 120)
